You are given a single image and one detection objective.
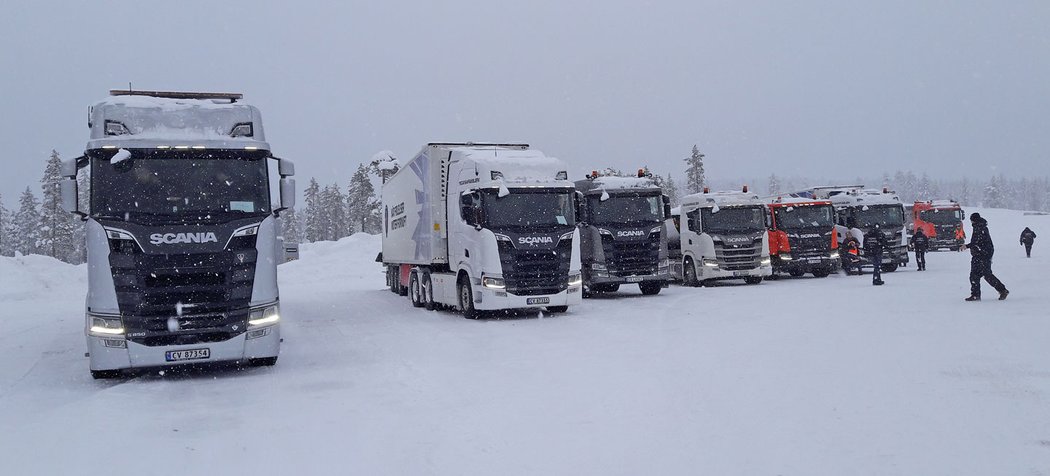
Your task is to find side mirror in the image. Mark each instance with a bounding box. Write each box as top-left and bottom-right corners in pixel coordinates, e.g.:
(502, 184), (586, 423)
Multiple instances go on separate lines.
(663, 196), (672, 219)
(279, 177), (296, 211)
(61, 177), (82, 216)
(278, 158), (295, 177)
(61, 158), (78, 177)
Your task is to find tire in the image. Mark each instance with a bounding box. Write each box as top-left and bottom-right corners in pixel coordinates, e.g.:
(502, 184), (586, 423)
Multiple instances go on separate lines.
(249, 357), (278, 367)
(812, 268), (831, 278)
(788, 269), (805, 277)
(459, 279), (480, 319)
(683, 258), (699, 287)
(639, 281), (662, 295)
(409, 272), (423, 308)
(421, 271), (436, 311)
(91, 369), (122, 379)
(547, 305), (569, 313)
(744, 276), (763, 285)
(388, 266), (397, 293)
(882, 263), (899, 273)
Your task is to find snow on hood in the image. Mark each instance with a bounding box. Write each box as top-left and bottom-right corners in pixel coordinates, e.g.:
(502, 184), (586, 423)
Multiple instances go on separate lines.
(88, 94), (268, 147)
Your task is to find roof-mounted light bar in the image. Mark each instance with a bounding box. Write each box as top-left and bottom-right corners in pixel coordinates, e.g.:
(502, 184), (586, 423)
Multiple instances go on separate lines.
(109, 90), (243, 102)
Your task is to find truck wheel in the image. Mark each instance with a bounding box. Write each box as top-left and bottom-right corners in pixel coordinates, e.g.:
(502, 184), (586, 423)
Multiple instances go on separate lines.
(789, 269), (805, 278)
(459, 279), (480, 319)
(409, 272), (424, 307)
(249, 357), (278, 367)
(812, 268), (831, 278)
(547, 305), (568, 313)
(882, 263), (899, 273)
(683, 258), (699, 287)
(91, 369), (122, 380)
(639, 282), (662, 295)
(421, 272), (436, 311)
(744, 276), (763, 285)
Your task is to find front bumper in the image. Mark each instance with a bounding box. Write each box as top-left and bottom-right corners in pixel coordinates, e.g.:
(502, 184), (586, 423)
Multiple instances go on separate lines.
(772, 255), (840, 272)
(474, 285), (583, 310)
(588, 272), (673, 285)
(699, 263), (773, 280)
(87, 324), (280, 372)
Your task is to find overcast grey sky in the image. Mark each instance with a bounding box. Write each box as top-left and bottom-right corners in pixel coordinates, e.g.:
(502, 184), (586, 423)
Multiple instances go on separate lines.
(2, 0), (1048, 204)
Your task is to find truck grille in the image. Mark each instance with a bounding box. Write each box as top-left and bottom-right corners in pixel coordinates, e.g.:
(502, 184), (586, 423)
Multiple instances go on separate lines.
(788, 234), (833, 258)
(601, 233), (660, 276)
(497, 239), (571, 296)
(715, 240), (763, 271)
(109, 242), (257, 346)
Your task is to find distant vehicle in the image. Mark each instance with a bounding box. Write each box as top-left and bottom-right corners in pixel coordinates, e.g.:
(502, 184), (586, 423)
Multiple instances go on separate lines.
(803, 186), (909, 272)
(673, 187), (772, 286)
(60, 90), (295, 378)
(765, 196), (840, 278)
(910, 200), (965, 250)
(574, 169), (672, 296)
(380, 143), (582, 318)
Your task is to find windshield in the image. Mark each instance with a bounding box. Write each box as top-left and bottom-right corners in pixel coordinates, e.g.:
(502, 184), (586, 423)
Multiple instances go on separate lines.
(919, 209), (963, 225)
(773, 204), (834, 230)
(700, 206), (766, 234)
(854, 205), (904, 228)
(587, 193), (662, 225)
(481, 189), (575, 229)
(91, 149), (270, 224)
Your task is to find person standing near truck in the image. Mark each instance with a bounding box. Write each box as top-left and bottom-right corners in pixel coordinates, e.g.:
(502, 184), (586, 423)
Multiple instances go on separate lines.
(963, 213), (1009, 301)
(1020, 227), (1037, 258)
(864, 223), (887, 285)
(910, 228), (929, 271)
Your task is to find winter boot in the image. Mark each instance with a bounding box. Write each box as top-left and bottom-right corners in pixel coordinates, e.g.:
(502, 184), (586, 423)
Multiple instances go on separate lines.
(965, 295), (980, 302)
(998, 289), (1009, 301)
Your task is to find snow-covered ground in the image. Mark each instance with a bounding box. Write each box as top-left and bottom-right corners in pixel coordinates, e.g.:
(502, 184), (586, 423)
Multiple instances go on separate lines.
(2, 208), (1049, 475)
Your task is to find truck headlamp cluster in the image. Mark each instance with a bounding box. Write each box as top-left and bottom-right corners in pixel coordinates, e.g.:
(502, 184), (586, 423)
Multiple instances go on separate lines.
(494, 233), (512, 242)
(598, 228), (613, 236)
(650, 226), (661, 234)
(560, 231), (574, 241)
(829, 251), (839, 259)
(482, 276), (506, 289)
(248, 305), (280, 328)
(89, 315), (125, 336)
(232, 225), (259, 237)
(780, 253), (793, 261)
(761, 257), (772, 266)
(702, 258), (719, 267)
(568, 273), (582, 286)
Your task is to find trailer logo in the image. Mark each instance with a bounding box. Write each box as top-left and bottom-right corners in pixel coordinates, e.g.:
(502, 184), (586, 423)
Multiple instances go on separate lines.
(616, 230), (645, 238)
(149, 232), (219, 245)
(518, 236), (554, 246)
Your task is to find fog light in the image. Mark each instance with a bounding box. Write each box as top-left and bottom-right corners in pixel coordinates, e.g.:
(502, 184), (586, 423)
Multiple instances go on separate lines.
(246, 328), (271, 340)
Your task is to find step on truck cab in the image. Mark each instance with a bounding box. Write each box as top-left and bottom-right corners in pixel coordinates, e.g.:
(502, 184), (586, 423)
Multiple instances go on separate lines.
(380, 143), (582, 318)
(574, 169), (672, 296)
(765, 196), (840, 277)
(59, 90), (296, 378)
(675, 187), (772, 286)
(910, 200), (965, 250)
(807, 186), (909, 272)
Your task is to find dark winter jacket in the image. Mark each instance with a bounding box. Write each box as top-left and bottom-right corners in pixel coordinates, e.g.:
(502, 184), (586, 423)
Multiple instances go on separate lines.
(910, 231), (929, 252)
(864, 229), (888, 256)
(967, 216), (994, 261)
(1020, 227), (1036, 245)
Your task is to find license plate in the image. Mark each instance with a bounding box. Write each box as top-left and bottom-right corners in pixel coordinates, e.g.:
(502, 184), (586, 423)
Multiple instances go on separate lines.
(626, 276), (643, 283)
(806, 258), (821, 263)
(527, 297), (550, 305)
(732, 271), (749, 277)
(165, 348), (211, 362)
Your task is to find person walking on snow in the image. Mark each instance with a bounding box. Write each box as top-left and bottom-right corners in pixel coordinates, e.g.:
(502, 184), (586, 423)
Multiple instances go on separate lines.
(1020, 227), (1037, 258)
(910, 228), (929, 271)
(864, 223), (888, 285)
(963, 213), (1008, 301)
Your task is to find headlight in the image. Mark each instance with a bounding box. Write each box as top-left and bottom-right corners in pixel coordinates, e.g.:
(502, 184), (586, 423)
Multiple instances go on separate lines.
(830, 251), (839, 259)
(248, 305), (280, 328)
(494, 233), (512, 242)
(560, 231), (574, 241)
(231, 225), (260, 237)
(591, 263), (607, 271)
(598, 228), (613, 236)
(658, 259), (669, 271)
(650, 226), (662, 234)
(89, 315), (125, 336)
(568, 273), (582, 286)
(482, 276), (506, 289)
(703, 258), (719, 267)
(760, 257), (772, 266)
(780, 253), (793, 261)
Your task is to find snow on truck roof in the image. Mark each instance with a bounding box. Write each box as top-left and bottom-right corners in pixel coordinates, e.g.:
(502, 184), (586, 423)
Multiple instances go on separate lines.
(827, 188), (902, 206)
(450, 146), (571, 186)
(86, 91), (269, 151)
(576, 175), (661, 193)
(680, 190), (764, 208)
(765, 196), (832, 206)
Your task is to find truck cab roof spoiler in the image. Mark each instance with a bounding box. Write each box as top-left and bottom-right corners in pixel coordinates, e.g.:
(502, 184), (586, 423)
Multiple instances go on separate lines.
(109, 90), (243, 103)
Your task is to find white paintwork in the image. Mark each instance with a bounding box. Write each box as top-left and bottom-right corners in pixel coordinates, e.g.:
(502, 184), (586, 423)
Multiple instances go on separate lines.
(677, 190), (772, 282)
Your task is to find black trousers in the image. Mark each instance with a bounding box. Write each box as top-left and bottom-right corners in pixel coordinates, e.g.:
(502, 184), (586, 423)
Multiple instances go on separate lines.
(970, 258), (1006, 297)
(915, 250), (926, 270)
(1024, 243), (1032, 257)
(871, 253), (883, 283)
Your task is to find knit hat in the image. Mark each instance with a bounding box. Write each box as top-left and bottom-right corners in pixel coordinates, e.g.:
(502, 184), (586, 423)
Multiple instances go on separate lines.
(970, 212), (981, 220)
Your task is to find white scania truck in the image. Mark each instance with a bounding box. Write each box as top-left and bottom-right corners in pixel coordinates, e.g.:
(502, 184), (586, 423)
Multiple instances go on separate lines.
(807, 186), (909, 272)
(380, 143), (582, 318)
(673, 187), (772, 286)
(59, 90), (296, 378)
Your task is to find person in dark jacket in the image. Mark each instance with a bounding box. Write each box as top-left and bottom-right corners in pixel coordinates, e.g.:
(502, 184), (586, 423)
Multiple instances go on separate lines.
(841, 235), (862, 275)
(864, 224), (887, 285)
(964, 213), (1008, 301)
(1020, 227), (1037, 258)
(910, 228), (930, 271)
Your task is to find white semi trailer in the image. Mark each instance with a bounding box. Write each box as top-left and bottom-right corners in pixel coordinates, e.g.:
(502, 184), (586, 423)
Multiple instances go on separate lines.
(60, 90), (296, 378)
(380, 143), (582, 318)
(673, 188), (772, 286)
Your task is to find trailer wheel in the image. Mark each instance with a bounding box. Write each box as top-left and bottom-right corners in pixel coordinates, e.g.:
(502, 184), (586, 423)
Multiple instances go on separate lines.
(744, 276), (763, 285)
(882, 263), (899, 273)
(91, 369), (122, 380)
(812, 268), (831, 278)
(409, 271), (424, 308)
(459, 279), (480, 319)
(421, 271), (436, 311)
(683, 258), (699, 287)
(639, 282), (662, 295)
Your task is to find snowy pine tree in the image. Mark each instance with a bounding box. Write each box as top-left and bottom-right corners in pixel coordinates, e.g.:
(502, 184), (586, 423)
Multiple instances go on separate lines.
(982, 174), (1006, 208)
(683, 145), (706, 194)
(663, 173), (681, 207)
(303, 178), (324, 242)
(346, 164), (378, 234)
(767, 174), (780, 196)
(12, 187), (41, 256)
(369, 150), (400, 184)
(71, 168), (91, 264)
(0, 193), (9, 256)
(322, 184), (348, 241)
(280, 207), (301, 245)
(917, 173), (932, 202)
(38, 151), (77, 262)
